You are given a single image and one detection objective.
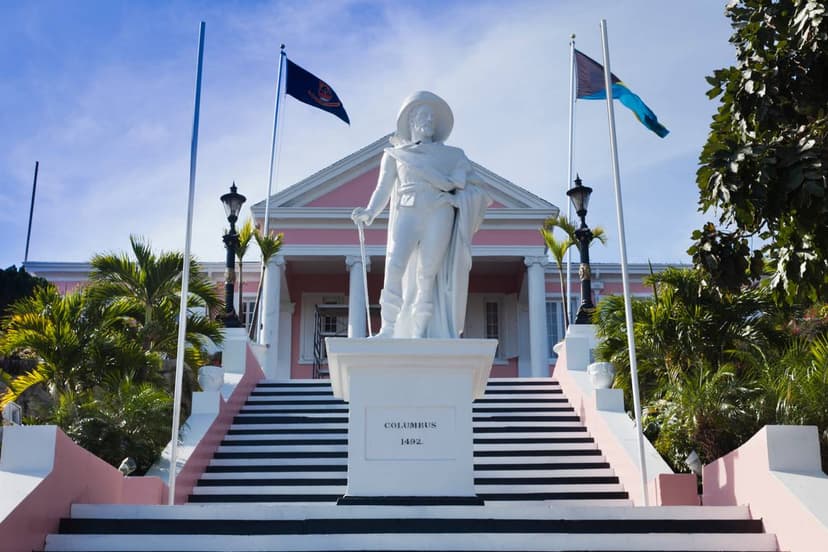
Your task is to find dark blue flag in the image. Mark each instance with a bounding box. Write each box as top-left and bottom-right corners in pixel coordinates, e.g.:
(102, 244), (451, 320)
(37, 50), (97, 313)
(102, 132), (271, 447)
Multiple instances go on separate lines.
(285, 59), (350, 125)
(575, 49), (668, 138)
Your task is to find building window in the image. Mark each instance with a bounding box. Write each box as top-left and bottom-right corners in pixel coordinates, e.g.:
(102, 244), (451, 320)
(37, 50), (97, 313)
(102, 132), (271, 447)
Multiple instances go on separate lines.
(242, 299), (256, 330)
(485, 301), (501, 358)
(485, 301), (499, 339)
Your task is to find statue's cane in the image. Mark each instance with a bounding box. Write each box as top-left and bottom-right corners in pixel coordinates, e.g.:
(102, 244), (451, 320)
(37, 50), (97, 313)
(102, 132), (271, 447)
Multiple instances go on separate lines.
(355, 219), (374, 337)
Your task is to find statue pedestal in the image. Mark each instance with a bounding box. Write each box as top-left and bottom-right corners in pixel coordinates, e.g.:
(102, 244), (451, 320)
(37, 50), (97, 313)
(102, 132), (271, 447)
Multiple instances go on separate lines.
(326, 338), (496, 505)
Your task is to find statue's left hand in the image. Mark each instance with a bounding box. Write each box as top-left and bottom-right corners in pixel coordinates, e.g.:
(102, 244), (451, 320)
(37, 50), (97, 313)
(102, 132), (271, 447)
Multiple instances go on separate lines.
(439, 192), (459, 208)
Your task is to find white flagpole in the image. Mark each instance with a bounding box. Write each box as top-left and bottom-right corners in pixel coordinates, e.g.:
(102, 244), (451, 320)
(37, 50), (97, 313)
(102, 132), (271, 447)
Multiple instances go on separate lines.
(599, 19), (649, 506)
(257, 46), (287, 343)
(566, 34), (576, 329)
(168, 20), (206, 505)
(263, 45), (287, 238)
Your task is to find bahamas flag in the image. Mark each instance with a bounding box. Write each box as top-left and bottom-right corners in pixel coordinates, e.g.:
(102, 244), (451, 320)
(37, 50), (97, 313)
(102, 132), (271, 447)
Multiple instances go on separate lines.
(575, 49), (668, 138)
(285, 58), (350, 125)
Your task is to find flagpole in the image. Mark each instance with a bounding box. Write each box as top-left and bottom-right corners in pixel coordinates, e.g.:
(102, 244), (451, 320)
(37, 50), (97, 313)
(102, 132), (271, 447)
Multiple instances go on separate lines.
(599, 19), (649, 506)
(565, 34), (576, 329)
(168, 21), (206, 506)
(23, 161), (39, 265)
(263, 45), (287, 238)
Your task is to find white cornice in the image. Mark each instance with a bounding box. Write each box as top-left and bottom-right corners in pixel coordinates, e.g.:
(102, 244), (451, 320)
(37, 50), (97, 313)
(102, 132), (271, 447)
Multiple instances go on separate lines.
(250, 135), (391, 212)
(250, 135), (561, 216)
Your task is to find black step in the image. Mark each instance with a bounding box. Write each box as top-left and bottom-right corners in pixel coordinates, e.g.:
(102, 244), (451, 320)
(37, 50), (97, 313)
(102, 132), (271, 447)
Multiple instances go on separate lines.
(484, 389), (563, 395)
(473, 415), (581, 422)
(221, 439), (348, 446)
(473, 426), (588, 433)
(60, 516), (762, 535)
(473, 406), (574, 413)
(242, 400), (346, 406)
(474, 449), (602, 457)
(205, 464), (348, 473)
(256, 382), (333, 388)
(474, 398), (569, 404)
(232, 416), (346, 424)
(473, 436), (593, 444)
(213, 451), (347, 459)
(486, 380), (561, 386)
(249, 390), (335, 396)
(473, 476), (619, 485)
(197, 478), (346, 487)
(188, 493), (340, 503)
(226, 428), (348, 435)
(474, 461), (610, 471)
(238, 408), (350, 414)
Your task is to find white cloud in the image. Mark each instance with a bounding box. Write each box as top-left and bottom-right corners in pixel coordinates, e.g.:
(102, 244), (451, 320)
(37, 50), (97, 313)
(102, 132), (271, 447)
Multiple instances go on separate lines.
(0, 1), (734, 267)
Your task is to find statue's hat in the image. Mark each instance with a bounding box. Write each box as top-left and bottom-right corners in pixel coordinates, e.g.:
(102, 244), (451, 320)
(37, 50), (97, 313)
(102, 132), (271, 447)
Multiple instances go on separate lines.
(395, 91), (454, 143)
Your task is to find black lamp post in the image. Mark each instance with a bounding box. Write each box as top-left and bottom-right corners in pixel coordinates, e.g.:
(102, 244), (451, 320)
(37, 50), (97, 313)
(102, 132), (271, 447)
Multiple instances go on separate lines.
(566, 175), (595, 325)
(220, 182), (246, 328)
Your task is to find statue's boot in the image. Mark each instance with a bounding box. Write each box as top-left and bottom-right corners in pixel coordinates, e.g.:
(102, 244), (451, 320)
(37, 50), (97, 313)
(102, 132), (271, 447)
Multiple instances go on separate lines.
(372, 289), (402, 339)
(411, 301), (434, 339)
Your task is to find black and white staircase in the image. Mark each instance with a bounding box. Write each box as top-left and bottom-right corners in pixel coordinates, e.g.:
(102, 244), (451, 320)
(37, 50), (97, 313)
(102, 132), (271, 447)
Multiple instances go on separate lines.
(44, 379), (778, 551)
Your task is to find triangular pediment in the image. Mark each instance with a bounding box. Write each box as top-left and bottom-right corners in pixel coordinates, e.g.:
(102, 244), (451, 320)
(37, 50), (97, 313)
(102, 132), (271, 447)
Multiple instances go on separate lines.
(250, 135), (558, 213)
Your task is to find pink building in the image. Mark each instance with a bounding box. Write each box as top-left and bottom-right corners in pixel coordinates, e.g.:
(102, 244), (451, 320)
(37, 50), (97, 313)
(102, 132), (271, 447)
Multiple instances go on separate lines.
(26, 135), (660, 380)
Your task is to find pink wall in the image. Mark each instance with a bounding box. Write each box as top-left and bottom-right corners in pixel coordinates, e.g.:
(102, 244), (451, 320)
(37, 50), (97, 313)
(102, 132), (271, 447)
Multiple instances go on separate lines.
(281, 228), (388, 246)
(703, 426), (826, 552)
(174, 345), (265, 504)
(0, 430), (166, 552)
(306, 168), (380, 207)
(490, 359), (518, 378)
(472, 229), (544, 247)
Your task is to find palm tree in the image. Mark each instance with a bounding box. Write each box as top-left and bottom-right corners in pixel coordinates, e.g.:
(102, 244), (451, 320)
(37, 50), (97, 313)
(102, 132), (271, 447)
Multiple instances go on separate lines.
(236, 218), (255, 330)
(541, 215), (607, 330)
(0, 286), (149, 408)
(88, 236), (222, 368)
(255, 229), (284, 264)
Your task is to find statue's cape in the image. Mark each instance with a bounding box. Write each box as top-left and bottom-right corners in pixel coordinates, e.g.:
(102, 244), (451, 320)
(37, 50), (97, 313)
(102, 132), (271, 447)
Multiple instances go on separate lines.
(386, 143), (491, 338)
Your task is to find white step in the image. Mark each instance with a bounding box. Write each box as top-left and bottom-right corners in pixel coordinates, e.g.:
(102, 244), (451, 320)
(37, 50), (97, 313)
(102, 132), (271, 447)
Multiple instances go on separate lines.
(209, 457), (346, 466)
(474, 442), (597, 452)
(190, 483), (623, 495)
(476, 454), (608, 464)
(241, 403), (348, 411)
(190, 485), (346, 495)
(70, 503), (753, 521)
(199, 468), (616, 480)
(474, 421), (585, 429)
(216, 444), (348, 453)
(228, 423), (347, 431)
(44, 532), (778, 551)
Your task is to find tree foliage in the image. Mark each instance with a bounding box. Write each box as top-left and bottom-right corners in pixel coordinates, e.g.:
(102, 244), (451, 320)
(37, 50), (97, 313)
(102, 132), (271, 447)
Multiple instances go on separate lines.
(89, 235), (222, 368)
(692, 0), (828, 303)
(0, 265), (49, 316)
(0, 287), (152, 407)
(0, 237), (223, 472)
(595, 266), (828, 471)
(52, 377), (173, 474)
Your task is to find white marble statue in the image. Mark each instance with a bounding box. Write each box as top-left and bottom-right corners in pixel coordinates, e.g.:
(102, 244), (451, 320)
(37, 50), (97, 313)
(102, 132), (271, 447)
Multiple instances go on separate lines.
(352, 91), (491, 339)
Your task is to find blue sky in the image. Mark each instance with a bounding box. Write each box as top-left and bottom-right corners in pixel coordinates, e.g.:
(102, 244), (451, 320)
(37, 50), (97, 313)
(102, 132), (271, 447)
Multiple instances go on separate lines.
(0, 1), (734, 269)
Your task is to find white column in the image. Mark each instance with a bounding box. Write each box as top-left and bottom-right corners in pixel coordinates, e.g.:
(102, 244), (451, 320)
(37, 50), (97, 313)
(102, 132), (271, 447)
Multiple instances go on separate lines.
(524, 256), (550, 378)
(346, 255), (369, 338)
(260, 255), (285, 379)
